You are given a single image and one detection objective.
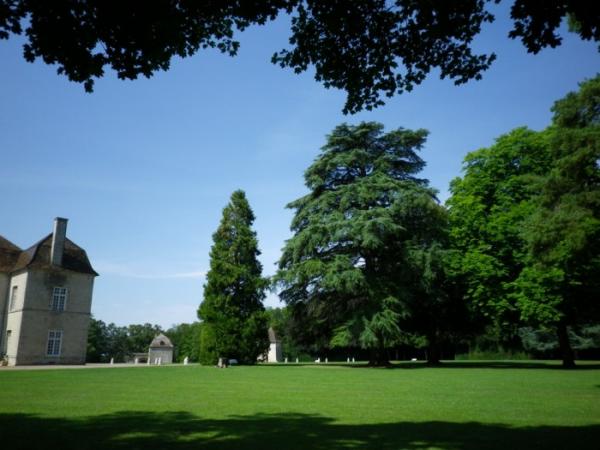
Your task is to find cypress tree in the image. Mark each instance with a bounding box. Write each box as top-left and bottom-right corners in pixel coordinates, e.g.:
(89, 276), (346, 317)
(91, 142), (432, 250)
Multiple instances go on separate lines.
(198, 190), (269, 364)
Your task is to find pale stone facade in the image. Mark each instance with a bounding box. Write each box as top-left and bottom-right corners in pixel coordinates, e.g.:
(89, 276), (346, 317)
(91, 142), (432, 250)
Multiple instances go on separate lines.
(148, 333), (173, 364)
(267, 327), (282, 363)
(0, 218), (97, 366)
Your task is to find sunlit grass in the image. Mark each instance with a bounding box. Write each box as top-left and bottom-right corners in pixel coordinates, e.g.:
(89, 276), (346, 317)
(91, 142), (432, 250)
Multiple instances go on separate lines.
(1, 361), (599, 449)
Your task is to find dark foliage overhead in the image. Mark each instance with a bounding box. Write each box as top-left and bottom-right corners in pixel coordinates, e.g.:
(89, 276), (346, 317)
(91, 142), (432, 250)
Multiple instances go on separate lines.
(1, 1), (598, 113)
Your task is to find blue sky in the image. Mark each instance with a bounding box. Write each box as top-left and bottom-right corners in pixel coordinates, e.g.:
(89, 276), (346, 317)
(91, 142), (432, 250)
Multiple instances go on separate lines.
(1, 7), (598, 329)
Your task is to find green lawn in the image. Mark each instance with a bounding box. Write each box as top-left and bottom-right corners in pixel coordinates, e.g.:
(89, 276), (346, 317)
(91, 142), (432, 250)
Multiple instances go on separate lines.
(1, 361), (599, 449)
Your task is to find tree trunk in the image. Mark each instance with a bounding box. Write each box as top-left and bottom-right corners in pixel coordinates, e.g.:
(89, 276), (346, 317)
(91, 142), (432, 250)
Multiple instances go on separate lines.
(557, 322), (576, 368)
(426, 345), (441, 365)
(426, 335), (441, 366)
(368, 339), (390, 366)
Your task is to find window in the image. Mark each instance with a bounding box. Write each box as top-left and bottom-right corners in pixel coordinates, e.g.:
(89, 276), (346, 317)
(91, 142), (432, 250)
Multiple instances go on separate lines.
(51, 287), (67, 311)
(9, 286), (17, 311)
(46, 330), (62, 356)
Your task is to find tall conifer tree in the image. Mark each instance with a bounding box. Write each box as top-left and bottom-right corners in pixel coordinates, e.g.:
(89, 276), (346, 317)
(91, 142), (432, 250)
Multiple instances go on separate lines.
(198, 190), (269, 364)
(276, 122), (448, 365)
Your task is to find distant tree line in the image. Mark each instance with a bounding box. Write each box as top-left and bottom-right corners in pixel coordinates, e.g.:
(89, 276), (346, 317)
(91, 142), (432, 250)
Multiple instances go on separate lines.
(90, 75), (599, 368)
(86, 317), (202, 363)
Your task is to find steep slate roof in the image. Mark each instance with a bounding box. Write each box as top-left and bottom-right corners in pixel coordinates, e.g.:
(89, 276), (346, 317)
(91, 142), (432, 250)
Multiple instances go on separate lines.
(0, 236), (22, 272)
(150, 334), (174, 348)
(2, 233), (97, 276)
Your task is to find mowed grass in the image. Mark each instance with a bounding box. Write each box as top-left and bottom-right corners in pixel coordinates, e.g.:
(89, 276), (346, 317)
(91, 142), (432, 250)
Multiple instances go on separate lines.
(1, 361), (599, 449)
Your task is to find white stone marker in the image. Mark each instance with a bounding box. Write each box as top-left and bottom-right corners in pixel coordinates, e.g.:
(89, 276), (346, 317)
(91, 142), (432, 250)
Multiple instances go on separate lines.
(284, 357), (288, 363)
(296, 357), (299, 363)
(347, 357), (350, 363)
(184, 356), (189, 365)
(352, 357), (355, 363)
(110, 357), (114, 365)
(325, 357), (328, 364)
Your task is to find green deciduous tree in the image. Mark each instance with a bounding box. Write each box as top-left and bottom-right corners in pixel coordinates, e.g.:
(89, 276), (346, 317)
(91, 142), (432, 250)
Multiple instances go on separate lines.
(276, 122), (449, 365)
(103, 323), (130, 362)
(265, 306), (311, 359)
(198, 190), (270, 364)
(1, 1), (598, 113)
(127, 323), (163, 353)
(86, 316), (109, 363)
(514, 76), (600, 367)
(86, 318), (164, 363)
(448, 75), (600, 367)
(447, 127), (554, 348)
(199, 323), (218, 366)
(401, 245), (474, 364)
(166, 322), (202, 363)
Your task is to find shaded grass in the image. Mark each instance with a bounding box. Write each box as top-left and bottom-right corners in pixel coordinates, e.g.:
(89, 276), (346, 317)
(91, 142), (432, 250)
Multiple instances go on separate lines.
(1, 361), (599, 449)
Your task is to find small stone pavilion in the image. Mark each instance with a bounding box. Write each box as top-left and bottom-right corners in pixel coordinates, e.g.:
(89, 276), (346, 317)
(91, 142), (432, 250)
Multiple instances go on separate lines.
(147, 333), (173, 364)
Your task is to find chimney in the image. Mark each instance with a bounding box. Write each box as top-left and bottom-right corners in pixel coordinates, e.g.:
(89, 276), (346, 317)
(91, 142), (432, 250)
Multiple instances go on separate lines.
(50, 217), (68, 266)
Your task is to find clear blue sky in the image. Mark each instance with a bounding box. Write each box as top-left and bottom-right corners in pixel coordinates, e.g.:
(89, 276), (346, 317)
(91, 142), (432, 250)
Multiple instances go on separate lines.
(1, 7), (598, 329)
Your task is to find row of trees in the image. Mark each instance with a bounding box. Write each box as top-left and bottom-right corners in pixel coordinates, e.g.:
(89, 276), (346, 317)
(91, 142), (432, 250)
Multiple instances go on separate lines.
(447, 76), (600, 367)
(86, 318), (202, 363)
(86, 319), (162, 362)
(196, 75), (599, 368)
(95, 76), (597, 367)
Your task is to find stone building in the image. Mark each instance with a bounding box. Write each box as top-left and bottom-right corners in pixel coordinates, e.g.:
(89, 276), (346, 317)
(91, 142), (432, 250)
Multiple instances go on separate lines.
(0, 218), (97, 366)
(148, 333), (173, 364)
(267, 327), (282, 362)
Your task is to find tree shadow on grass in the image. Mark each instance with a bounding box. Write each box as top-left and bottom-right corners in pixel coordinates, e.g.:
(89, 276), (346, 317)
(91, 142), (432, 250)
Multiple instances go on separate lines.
(1, 411), (599, 450)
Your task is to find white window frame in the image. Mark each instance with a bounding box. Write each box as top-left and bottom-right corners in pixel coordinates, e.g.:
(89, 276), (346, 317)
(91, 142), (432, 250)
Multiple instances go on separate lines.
(46, 330), (62, 356)
(51, 287), (67, 312)
(9, 286), (18, 311)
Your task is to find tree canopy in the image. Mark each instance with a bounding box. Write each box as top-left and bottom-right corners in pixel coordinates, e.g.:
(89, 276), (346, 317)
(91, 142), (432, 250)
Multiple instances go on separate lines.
(86, 318), (163, 363)
(275, 122), (451, 365)
(198, 190), (269, 364)
(447, 127), (554, 332)
(166, 322), (203, 363)
(513, 76), (600, 366)
(447, 75), (600, 367)
(1, 1), (598, 113)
